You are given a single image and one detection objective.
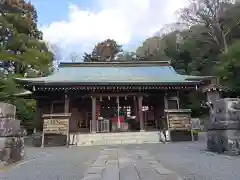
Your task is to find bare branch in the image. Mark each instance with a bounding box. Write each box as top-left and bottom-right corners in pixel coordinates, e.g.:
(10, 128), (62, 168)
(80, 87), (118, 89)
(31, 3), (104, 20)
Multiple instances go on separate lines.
(224, 19), (240, 36)
(179, 0), (235, 52)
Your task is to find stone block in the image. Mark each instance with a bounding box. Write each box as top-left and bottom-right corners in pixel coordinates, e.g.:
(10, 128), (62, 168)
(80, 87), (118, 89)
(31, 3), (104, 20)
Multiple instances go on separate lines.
(82, 173), (102, 180)
(119, 166), (139, 180)
(93, 140), (105, 145)
(85, 166), (104, 174)
(121, 139), (137, 144)
(134, 165), (162, 180)
(150, 164), (173, 175)
(101, 163), (119, 180)
(105, 140), (122, 145)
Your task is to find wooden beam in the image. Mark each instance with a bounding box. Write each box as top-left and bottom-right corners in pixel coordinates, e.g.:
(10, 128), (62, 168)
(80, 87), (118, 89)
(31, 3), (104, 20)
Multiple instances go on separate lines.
(85, 92), (148, 98)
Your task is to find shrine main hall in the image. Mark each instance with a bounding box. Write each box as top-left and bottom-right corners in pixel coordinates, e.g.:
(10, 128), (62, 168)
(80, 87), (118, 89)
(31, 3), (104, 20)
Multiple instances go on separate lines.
(15, 61), (213, 145)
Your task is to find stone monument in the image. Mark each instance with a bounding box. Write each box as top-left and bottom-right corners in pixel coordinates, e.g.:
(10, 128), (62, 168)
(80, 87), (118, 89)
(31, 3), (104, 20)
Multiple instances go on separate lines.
(207, 98), (240, 155)
(0, 102), (24, 165)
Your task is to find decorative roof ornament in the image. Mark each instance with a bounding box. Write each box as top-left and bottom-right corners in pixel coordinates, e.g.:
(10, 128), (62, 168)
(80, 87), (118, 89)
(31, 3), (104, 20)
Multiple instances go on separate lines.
(202, 83), (232, 93)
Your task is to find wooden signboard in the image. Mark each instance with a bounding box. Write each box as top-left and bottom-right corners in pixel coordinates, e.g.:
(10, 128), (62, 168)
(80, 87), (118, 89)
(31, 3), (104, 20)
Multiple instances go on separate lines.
(41, 113), (71, 147)
(43, 118), (69, 134)
(168, 114), (191, 130)
(165, 109), (191, 131)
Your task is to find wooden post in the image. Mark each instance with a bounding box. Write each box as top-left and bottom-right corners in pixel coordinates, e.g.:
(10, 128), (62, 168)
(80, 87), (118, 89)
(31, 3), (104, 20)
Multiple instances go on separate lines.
(91, 96), (97, 133)
(35, 98), (41, 132)
(164, 93), (168, 109)
(133, 96), (138, 120)
(41, 101), (44, 147)
(64, 95), (70, 147)
(116, 96), (120, 129)
(138, 96), (144, 132)
(177, 91), (180, 109)
(64, 95), (70, 113)
(165, 112), (171, 142)
(164, 94), (170, 141)
(39, 98), (45, 148)
(41, 132), (45, 148)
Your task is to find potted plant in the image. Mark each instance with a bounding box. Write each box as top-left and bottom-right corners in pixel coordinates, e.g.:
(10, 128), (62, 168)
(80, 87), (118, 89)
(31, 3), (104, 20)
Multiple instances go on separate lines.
(192, 130), (199, 141)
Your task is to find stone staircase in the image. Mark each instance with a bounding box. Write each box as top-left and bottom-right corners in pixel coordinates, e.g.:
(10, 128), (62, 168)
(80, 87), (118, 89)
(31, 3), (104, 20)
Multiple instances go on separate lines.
(69, 131), (161, 146)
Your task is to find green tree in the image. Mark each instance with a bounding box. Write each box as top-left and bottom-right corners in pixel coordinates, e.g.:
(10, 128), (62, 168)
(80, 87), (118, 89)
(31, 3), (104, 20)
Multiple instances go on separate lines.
(0, 0), (53, 77)
(0, 0), (54, 124)
(115, 52), (139, 61)
(217, 41), (240, 91)
(135, 0), (240, 117)
(83, 39), (122, 62)
(136, 36), (170, 62)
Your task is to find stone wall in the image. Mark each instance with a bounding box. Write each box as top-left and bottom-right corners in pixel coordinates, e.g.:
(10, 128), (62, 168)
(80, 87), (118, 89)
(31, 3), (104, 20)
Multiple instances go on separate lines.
(0, 136), (24, 165)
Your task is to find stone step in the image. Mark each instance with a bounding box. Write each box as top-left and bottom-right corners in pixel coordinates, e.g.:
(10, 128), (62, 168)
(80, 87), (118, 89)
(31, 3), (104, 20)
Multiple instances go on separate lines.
(70, 132), (159, 138)
(73, 131), (158, 137)
(70, 131), (160, 146)
(76, 135), (159, 141)
(76, 139), (160, 146)
(71, 134), (159, 141)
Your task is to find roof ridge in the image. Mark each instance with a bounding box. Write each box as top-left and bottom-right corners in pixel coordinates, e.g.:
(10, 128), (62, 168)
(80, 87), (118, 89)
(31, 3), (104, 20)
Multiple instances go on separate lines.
(58, 61), (171, 68)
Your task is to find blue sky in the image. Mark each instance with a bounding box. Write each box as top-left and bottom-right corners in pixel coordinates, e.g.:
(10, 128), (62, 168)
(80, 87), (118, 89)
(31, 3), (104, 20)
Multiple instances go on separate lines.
(32, 0), (95, 26)
(30, 0), (188, 61)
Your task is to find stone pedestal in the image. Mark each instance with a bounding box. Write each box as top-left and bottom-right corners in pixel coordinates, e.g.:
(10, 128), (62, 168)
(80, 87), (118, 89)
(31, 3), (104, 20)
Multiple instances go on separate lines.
(207, 129), (240, 155)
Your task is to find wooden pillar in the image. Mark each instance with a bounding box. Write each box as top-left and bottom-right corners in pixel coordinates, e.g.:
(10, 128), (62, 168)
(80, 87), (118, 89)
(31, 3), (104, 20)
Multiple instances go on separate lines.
(116, 96), (120, 128)
(164, 93), (168, 109)
(34, 98), (41, 132)
(64, 95), (70, 147)
(153, 104), (160, 129)
(138, 96), (144, 131)
(91, 96), (97, 133)
(133, 97), (138, 119)
(64, 95), (70, 113)
(39, 97), (44, 147)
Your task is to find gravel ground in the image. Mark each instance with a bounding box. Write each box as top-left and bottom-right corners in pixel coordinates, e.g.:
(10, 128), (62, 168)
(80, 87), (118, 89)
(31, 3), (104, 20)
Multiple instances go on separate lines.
(133, 133), (240, 180)
(1, 133), (240, 180)
(1, 146), (104, 180)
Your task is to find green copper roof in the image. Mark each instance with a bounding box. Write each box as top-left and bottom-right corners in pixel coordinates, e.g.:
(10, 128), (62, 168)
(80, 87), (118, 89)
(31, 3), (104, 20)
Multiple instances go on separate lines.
(15, 61), (202, 85)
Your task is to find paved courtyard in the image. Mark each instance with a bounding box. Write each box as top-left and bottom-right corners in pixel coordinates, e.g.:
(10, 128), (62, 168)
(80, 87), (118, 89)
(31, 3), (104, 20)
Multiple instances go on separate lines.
(1, 137), (240, 180)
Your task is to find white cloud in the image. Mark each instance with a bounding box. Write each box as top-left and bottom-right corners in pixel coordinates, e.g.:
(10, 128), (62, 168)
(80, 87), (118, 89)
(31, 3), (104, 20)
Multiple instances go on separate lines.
(41, 0), (189, 58)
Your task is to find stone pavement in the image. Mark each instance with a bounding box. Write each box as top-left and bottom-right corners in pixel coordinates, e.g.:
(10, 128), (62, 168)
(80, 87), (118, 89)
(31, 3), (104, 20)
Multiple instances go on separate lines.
(83, 147), (182, 180)
(3, 140), (240, 180)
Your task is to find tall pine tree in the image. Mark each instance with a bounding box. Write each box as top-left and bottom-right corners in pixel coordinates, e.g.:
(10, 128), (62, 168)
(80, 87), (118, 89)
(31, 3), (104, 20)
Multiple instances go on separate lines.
(0, 0), (53, 78)
(0, 0), (54, 123)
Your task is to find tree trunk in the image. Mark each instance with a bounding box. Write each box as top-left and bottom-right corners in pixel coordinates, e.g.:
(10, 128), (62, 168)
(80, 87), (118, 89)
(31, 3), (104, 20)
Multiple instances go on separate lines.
(222, 31), (228, 53)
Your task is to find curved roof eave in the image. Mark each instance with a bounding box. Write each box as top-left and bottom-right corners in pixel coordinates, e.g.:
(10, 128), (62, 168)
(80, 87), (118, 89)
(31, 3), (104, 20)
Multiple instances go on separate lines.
(21, 80), (201, 86)
(184, 75), (215, 81)
(14, 77), (45, 84)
